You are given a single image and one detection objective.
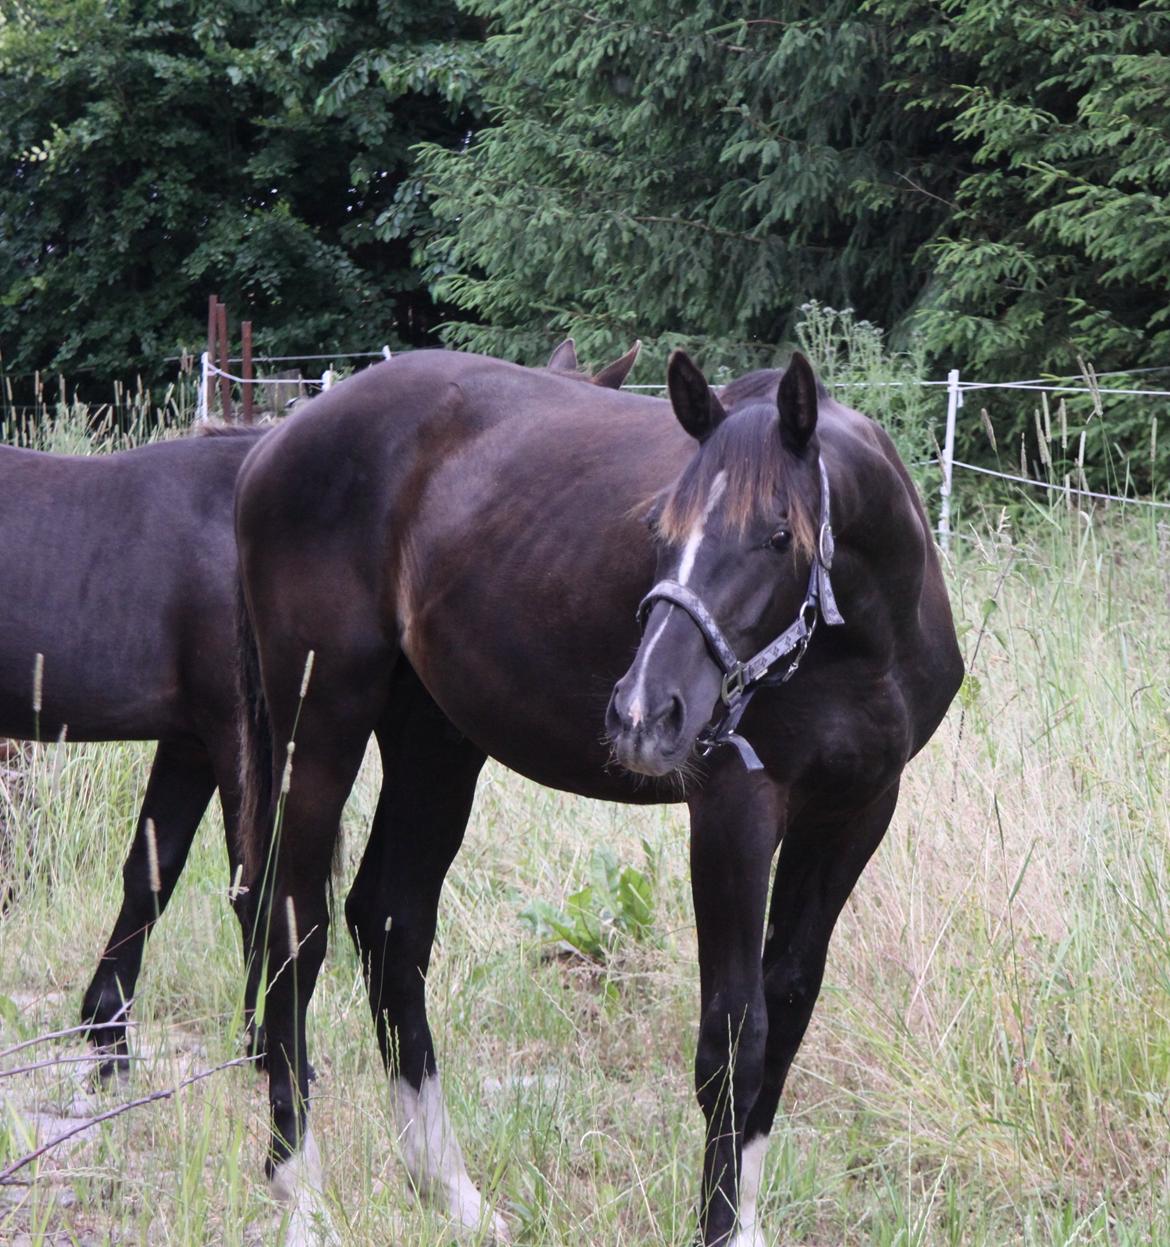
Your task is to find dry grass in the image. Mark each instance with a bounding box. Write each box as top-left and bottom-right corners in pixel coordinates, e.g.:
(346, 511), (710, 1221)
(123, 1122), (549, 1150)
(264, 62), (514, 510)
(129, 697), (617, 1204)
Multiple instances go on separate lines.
(2, 445), (1168, 1243)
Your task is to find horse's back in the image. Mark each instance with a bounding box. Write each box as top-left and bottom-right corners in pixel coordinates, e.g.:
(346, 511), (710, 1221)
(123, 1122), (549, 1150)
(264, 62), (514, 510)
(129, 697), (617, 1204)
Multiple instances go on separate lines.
(234, 351), (692, 796)
(0, 435), (259, 741)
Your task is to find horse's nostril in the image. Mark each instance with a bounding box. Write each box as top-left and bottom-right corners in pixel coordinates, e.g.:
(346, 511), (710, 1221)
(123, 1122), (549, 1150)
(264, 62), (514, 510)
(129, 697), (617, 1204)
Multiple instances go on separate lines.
(665, 694), (685, 736)
(605, 685), (629, 737)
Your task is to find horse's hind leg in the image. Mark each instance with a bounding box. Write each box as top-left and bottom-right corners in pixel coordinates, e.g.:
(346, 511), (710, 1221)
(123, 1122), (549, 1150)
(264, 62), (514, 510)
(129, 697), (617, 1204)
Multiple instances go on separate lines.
(255, 640), (391, 1241)
(730, 782), (900, 1247)
(206, 735), (267, 1064)
(81, 737), (216, 1079)
(343, 668), (506, 1241)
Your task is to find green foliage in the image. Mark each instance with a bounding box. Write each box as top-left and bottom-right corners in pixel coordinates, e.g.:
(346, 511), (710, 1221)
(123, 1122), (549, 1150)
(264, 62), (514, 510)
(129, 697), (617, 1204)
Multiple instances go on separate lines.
(4, 0), (1167, 486)
(415, 1), (957, 372)
(519, 846), (657, 961)
(414, 0), (1170, 493)
(871, 0), (1170, 376)
(794, 300), (935, 477)
(0, 0), (480, 393)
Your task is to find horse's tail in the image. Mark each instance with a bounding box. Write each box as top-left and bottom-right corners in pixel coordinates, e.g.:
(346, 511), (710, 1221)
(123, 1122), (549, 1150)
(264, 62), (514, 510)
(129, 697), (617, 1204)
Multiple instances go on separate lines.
(235, 573), (274, 888)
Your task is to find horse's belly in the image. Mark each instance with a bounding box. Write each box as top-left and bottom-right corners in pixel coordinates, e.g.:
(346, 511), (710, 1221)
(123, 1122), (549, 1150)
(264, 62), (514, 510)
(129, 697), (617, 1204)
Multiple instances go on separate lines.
(405, 635), (672, 805)
(0, 628), (180, 743)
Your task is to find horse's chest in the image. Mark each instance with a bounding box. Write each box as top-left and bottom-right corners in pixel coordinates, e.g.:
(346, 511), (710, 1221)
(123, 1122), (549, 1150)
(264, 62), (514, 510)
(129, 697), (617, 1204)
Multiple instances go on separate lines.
(752, 678), (910, 799)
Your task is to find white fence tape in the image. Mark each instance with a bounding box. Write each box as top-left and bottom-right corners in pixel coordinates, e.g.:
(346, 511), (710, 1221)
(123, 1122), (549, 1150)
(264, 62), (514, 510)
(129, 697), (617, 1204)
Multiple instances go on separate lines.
(949, 461), (1170, 510)
(195, 348), (1170, 528)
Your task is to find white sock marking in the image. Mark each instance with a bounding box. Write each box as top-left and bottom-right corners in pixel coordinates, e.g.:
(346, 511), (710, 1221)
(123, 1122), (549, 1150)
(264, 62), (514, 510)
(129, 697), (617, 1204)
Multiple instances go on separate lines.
(728, 1134), (768, 1247)
(270, 1127), (338, 1246)
(390, 1074), (510, 1242)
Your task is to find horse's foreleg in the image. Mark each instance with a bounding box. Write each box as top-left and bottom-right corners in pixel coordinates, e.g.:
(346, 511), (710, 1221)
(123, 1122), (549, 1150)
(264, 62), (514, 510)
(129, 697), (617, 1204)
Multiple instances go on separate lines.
(733, 782), (900, 1247)
(689, 769), (780, 1247)
(81, 738), (215, 1079)
(344, 676), (507, 1241)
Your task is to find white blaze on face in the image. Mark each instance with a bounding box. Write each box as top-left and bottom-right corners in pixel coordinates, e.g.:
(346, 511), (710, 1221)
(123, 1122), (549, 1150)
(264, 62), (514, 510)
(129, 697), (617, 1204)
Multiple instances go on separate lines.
(270, 1127), (338, 1247)
(677, 469), (727, 585)
(628, 470), (728, 725)
(390, 1073), (510, 1242)
(727, 1133), (768, 1247)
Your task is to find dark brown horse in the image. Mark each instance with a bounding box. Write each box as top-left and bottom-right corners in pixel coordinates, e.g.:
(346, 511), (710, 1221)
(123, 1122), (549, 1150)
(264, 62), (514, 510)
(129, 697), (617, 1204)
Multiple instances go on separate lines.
(0, 426), (268, 1075)
(234, 347), (962, 1245)
(0, 340), (634, 1081)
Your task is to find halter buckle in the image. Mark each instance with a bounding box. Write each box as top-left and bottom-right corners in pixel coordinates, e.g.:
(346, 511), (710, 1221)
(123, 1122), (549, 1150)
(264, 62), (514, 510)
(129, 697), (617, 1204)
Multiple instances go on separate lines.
(721, 664), (747, 705)
(818, 521), (835, 569)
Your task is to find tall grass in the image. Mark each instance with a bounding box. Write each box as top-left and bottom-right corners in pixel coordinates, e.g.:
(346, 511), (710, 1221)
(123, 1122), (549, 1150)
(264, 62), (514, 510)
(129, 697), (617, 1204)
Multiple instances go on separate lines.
(0, 365), (196, 451)
(2, 400), (1168, 1245)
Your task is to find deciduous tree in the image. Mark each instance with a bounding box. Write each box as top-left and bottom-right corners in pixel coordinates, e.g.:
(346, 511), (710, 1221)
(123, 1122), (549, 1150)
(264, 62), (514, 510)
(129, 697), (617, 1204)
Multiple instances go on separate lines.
(0, 0), (480, 390)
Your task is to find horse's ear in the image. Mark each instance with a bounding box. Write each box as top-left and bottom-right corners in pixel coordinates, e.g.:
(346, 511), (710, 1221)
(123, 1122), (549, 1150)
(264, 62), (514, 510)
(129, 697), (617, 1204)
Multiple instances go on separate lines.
(777, 351), (819, 453)
(667, 350), (727, 443)
(591, 340), (641, 389)
(546, 338), (578, 373)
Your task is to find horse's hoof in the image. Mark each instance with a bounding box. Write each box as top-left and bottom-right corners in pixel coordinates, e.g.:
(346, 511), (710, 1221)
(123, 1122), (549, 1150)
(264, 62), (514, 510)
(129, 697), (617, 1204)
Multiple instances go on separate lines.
(279, 1207), (338, 1247)
(88, 1048), (131, 1089)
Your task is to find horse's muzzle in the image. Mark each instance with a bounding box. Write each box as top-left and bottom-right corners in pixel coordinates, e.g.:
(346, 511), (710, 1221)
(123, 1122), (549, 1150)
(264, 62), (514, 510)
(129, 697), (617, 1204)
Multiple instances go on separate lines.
(604, 681), (688, 777)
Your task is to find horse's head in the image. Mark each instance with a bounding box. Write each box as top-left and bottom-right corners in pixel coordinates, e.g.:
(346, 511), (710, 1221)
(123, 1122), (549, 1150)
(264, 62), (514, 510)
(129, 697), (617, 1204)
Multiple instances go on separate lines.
(606, 349), (835, 778)
(545, 338), (642, 388)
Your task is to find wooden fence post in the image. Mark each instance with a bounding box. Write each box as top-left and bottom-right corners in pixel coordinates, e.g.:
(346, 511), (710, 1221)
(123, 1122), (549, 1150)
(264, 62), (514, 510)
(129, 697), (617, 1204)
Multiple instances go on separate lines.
(241, 320), (254, 424)
(216, 300), (233, 423)
(205, 295), (219, 419)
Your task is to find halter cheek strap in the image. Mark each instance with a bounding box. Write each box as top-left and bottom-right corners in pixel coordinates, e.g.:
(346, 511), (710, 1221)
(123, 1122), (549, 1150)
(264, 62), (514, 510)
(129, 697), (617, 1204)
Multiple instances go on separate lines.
(635, 458), (844, 771)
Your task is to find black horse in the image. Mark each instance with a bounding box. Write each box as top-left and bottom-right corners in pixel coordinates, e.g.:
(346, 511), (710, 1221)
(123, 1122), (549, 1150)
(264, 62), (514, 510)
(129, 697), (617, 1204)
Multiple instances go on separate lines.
(0, 341), (635, 1081)
(234, 348), (962, 1245)
(0, 426), (267, 1074)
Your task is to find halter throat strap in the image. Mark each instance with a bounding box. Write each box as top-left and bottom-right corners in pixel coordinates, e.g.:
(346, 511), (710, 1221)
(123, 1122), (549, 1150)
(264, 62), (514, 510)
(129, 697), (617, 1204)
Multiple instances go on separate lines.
(635, 458), (844, 771)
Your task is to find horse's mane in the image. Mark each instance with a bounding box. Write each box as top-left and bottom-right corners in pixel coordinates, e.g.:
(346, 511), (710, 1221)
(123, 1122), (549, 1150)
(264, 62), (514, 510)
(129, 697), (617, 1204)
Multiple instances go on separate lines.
(657, 403), (818, 558)
(191, 421), (272, 440)
(717, 365), (828, 413)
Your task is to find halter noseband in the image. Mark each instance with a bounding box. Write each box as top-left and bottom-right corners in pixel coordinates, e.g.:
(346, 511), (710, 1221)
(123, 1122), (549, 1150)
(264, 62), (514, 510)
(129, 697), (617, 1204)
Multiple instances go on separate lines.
(635, 458), (844, 772)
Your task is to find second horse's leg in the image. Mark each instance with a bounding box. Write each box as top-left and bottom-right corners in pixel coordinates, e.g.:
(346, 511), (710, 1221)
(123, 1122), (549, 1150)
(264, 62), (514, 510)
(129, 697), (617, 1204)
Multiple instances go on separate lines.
(81, 737), (215, 1080)
(208, 735), (267, 1065)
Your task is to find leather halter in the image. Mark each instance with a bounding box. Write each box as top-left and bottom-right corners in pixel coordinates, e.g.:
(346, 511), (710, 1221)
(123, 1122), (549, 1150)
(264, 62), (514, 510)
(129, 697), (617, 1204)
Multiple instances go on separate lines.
(635, 458), (844, 771)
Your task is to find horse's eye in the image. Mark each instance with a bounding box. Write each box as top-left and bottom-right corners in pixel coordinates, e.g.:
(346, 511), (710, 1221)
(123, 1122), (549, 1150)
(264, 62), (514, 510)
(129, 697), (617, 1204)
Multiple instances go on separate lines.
(768, 528), (791, 551)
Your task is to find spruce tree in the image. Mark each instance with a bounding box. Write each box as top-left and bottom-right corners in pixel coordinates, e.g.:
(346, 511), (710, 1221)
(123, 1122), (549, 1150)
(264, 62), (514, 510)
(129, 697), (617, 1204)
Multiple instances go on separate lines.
(415, 1), (958, 372)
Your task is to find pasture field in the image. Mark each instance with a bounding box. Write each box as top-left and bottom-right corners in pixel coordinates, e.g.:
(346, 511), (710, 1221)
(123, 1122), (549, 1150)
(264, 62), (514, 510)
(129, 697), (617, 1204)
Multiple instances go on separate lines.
(2, 427), (1169, 1244)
